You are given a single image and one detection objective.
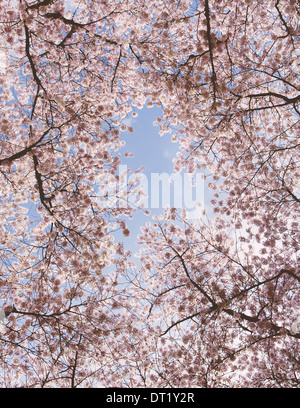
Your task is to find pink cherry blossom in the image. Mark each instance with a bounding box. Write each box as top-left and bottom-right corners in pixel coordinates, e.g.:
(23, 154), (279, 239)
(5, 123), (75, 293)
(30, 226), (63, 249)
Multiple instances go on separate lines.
(0, 0), (299, 389)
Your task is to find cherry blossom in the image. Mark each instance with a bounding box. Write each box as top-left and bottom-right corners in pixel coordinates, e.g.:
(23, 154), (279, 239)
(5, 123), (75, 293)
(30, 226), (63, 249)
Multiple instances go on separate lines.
(0, 0), (299, 388)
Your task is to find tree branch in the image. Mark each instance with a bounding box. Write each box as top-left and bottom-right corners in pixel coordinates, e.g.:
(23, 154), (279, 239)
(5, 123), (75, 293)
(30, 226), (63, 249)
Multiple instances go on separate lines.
(204, 0), (217, 99)
(24, 23), (46, 94)
(32, 154), (53, 214)
(111, 48), (122, 92)
(0, 128), (51, 166)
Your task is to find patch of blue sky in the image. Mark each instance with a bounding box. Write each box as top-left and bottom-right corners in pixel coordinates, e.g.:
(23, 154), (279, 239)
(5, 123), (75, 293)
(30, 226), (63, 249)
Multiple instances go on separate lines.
(109, 104), (208, 253)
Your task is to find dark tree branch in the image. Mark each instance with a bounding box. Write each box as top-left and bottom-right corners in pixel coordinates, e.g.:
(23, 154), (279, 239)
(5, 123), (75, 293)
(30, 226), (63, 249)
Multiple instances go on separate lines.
(32, 154), (54, 214)
(111, 48), (122, 92)
(204, 0), (217, 99)
(0, 128), (51, 166)
(27, 0), (55, 10)
(24, 23), (47, 94)
(275, 0), (295, 40)
(172, 247), (217, 307)
(71, 334), (82, 388)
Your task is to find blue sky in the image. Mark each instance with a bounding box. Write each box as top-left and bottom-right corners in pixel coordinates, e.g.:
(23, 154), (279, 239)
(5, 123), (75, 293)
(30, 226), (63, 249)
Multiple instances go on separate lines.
(120, 105), (178, 175)
(114, 105), (206, 255)
(116, 105), (176, 253)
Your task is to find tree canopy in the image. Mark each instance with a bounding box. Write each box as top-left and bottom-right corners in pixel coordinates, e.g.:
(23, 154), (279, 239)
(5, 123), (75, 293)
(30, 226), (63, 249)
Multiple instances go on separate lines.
(0, 0), (299, 387)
